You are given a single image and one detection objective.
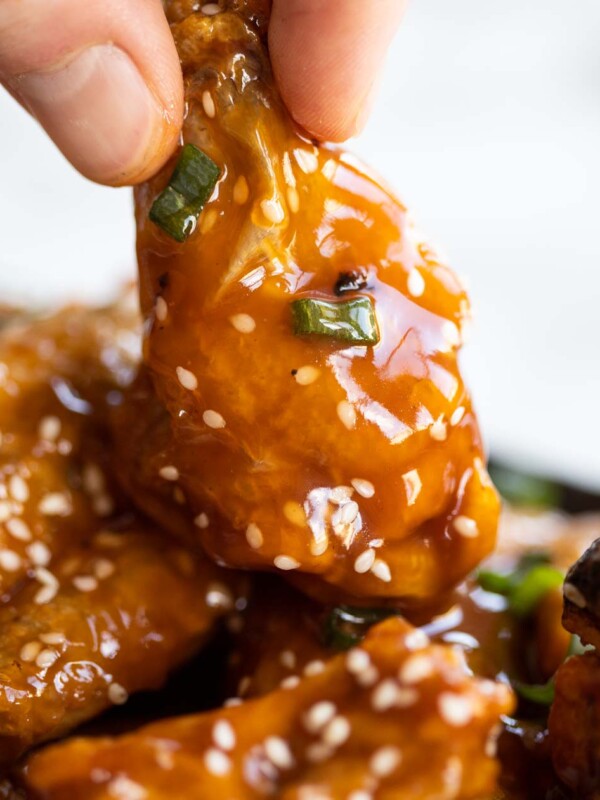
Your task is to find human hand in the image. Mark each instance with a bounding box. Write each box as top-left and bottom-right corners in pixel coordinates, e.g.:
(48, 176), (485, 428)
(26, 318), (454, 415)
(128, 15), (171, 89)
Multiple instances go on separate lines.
(0, 0), (405, 186)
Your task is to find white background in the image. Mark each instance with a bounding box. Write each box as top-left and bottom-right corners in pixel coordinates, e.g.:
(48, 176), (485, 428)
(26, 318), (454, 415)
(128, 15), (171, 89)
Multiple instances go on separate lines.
(1, 0), (599, 488)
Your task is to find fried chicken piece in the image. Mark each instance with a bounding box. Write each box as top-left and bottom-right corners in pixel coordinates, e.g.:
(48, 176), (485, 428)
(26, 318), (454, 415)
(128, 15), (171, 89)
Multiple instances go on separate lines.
(22, 618), (513, 800)
(128, 0), (500, 605)
(548, 651), (600, 797)
(0, 302), (243, 762)
(562, 537), (600, 651)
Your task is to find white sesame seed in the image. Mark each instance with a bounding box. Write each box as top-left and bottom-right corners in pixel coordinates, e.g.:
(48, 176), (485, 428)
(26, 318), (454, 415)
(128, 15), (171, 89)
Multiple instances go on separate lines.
(322, 715), (351, 747)
(286, 187), (300, 213)
(371, 558), (392, 583)
(93, 494), (114, 517)
(73, 575), (98, 592)
(229, 313), (256, 333)
(404, 629), (430, 650)
(305, 743), (334, 765)
(399, 654), (434, 684)
(450, 406), (466, 426)
(264, 736), (294, 770)
(107, 777), (147, 800)
(237, 676), (251, 696)
(294, 366), (320, 385)
(453, 515), (479, 539)
(201, 3), (221, 14)
(154, 748), (175, 771)
(356, 665), (380, 688)
(205, 582), (234, 610)
(39, 632), (65, 645)
(372, 679), (400, 711)
(370, 746), (402, 778)
(303, 701), (336, 734)
(6, 518), (31, 541)
(304, 660), (326, 677)
(26, 541), (51, 566)
(223, 697), (242, 707)
(354, 548), (376, 574)
(332, 500), (359, 527)
(36, 649), (58, 669)
(200, 208), (218, 234)
(159, 465), (179, 481)
(310, 536), (328, 556)
(213, 719), (236, 751)
(294, 149), (319, 174)
(34, 585), (58, 605)
(0, 501), (10, 522)
(350, 478), (375, 498)
(202, 90), (216, 118)
(347, 792), (373, 800)
(438, 692), (473, 726)
(429, 415), (447, 441)
(280, 675), (301, 690)
(108, 682), (129, 705)
(39, 415), (61, 441)
(203, 409), (226, 429)
(279, 649), (296, 670)
(564, 582), (587, 609)
(194, 512), (209, 529)
(204, 748), (231, 776)
(176, 366), (198, 391)
(261, 198), (285, 225)
(20, 641), (42, 662)
(283, 501), (306, 526)
(233, 175), (249, 205)
(337, 400), (357, 430)
(57, 439), (72, 455)
(346, 649), (371, 675)
(83, 463), (105, 494)
(155, 296), (168, 322)
(33, 566), (59, 603)
(38, 493), (71, 516)
(8, 475), (28, 503)
(0, 549), (21, 571)
(407, 268), (425, 297)
(402, 468), (422, 507)
(245, 522), (263, 549)
(274, 555), (300, 571)
(94, 558), (115, 580)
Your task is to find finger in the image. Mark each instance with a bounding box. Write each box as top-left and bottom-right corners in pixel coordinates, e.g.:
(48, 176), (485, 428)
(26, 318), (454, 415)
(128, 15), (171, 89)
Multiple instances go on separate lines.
(269, 0), (407, 142)
(0, 0), (183, 185)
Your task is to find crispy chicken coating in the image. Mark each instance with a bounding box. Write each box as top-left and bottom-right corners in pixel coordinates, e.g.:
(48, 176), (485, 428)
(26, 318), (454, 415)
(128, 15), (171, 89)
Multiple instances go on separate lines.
(130, 0), (500, 605)
(562, 537), (600, 651)
(22, 618), (513, 800)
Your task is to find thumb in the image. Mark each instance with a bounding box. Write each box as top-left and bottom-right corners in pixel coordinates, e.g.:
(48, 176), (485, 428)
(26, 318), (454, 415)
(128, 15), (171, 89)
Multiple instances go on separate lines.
(270, 0), (407, 142)
(0, 0), (183, 185)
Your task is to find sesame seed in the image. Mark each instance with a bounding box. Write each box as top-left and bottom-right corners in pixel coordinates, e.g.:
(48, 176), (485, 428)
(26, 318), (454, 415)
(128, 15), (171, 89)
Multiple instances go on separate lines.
(564, 582), (587, 609)
(337, 400), (357, 430)
(260, 198), (285, 225)
(279, 649), (296, 669)
(0, 549), (21, 571)
(108, 682), (129, 705)
(39, 632), (65, 645)
(38, 493), (71, 516)
(6, 518), (31, 541)
(453, 515), (479, 538)
(83, 463), (105, 494)
(33, 566), (59, 604)
(245, 522), (263, 549)
(305, 742), (334, 763)
(286, 187), (300, 213)
(229, 313), (256, 333)
(283, 501), (306, 526)
(274, 554), (300, 571)
(155, 296), (168, 322)
(280, 675), (300, 690)
(371, 558), (392, 583)
(346, 649), (370, 675)
(202, 90), (216, 118)
(372, 679), (400, 711)
(356, 665), (379, 687)
(354, 548), (376, 574)
(93, 494), (114, 517)
(201, 3), (221, 14)
(223, 697), (242, 707)
(404, 629), (430, 650)
(322, 715), (351, 747)
(304, 660), (326, 677)
(73, 575), (98, 592)
(94, 558), (115, 580)
(0, 501), (10, 522)
(203, 409), (226, 429)
(9, 475), (28, 503)
(332, 500), (359, 527)
(294, 149), (319, 174)
(407, 268), (425, 297)
(264, 736), (294, 770)
(438, 692), (473, 726)
(26, 541), (51, 566)
(429, 415), (447, 441)
(310, 536), (328, 556)
(303, 701), (336, 734)
(194, 513), (209, 529)
(213, 720), (236, 751)
(350, 478), (375, 498)
(39, 415), (61, 441)
(154, 748), (175, 770)
(20, 641), (42, 662)
(200, 209), (218, 234)
(34, 585), (58, 605)
(370, 746), (402, 778)
(205, 582), (234, 610)
(107, 777), (146, 800)
(450, 406), (465, 426)
(204, 748), (231, 776)
(398, 654), (434, 684)
(294, 366), (320, 385)
(36, 649), (58, 669)
(238, 676), (251, 696)
(233, 175), (249, 205)
(176, 366), (198, 391)
(159, 465), (179, 481)
(347, 792), (373, 800)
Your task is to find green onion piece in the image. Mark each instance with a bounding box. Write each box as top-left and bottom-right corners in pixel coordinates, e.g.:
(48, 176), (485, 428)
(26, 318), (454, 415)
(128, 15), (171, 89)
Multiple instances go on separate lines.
(488, 463), (562, 509)
(513, 678), (555, 706)
(149, 144), (220, 243)
(476, 570), (515, 596)
(323, 606), (397, 651)
(292, 298), (379, 345)
(508, 564), (564, 617)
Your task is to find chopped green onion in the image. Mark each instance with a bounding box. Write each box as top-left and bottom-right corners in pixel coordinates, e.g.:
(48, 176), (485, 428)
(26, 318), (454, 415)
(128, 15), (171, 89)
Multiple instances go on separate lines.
(513, 678), (555, 706)
(292, 297), (379, 345)
(149, 144), (220, 242)
(488, 463), (562, 509)
(323, 605), (397, 651)
(477, 552), (563, 617)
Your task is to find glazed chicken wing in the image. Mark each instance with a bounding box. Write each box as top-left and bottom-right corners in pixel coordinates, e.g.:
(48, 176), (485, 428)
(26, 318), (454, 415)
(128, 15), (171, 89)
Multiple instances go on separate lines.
(22, 618), (513, 800)
(130, 0), (500, 605)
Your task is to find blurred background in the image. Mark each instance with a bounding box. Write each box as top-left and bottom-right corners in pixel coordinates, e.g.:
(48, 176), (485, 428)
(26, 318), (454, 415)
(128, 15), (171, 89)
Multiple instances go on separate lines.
(0, 0), (599, 488)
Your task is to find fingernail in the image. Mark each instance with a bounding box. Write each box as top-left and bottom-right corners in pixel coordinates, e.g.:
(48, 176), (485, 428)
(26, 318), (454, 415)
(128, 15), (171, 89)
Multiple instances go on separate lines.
(16, 44), (166, 184)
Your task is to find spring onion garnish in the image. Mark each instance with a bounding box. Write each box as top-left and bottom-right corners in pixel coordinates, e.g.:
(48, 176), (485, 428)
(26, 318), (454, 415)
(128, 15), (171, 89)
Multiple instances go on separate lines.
(292, 297), (379, 345)
(149, 144), (220, 243)
(488, 463), (562, 509)
(323, 605), (396, 651)
(513, 678), (555, 706)
(477, 552), (563, 617)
